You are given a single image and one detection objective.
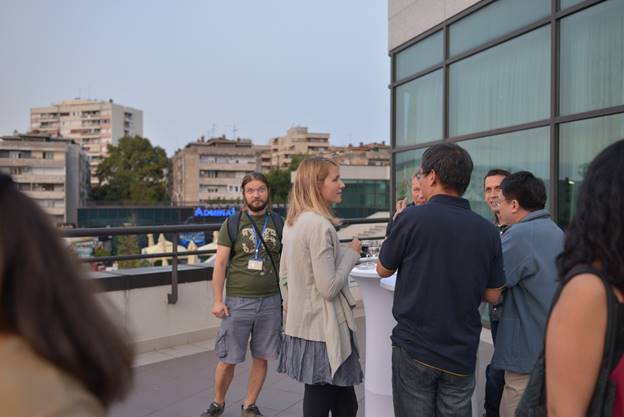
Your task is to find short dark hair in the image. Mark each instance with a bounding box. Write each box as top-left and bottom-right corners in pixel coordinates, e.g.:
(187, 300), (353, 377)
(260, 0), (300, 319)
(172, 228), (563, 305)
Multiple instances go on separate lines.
(500, 171), (547, 211)
(483, 169), (511, 188)
(421, 143), (473, 195)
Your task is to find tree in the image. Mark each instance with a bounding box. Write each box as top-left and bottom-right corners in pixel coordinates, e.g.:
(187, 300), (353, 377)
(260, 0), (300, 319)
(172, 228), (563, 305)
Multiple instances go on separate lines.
(266, 168), (291, 203)
(92, 135), (169, 203)
(266, 153), (309, 203)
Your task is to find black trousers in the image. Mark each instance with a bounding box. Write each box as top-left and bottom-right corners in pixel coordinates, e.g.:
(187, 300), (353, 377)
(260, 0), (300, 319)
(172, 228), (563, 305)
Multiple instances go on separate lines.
(303, 384), (358, 417)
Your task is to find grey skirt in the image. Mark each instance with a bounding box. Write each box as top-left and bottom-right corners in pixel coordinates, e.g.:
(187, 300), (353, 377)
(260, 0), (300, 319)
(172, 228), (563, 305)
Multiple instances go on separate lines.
(277, 331), (363, 387)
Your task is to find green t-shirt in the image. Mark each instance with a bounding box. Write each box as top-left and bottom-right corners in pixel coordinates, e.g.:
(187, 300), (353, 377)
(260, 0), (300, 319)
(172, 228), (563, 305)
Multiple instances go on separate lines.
(218, 212), (282, 298)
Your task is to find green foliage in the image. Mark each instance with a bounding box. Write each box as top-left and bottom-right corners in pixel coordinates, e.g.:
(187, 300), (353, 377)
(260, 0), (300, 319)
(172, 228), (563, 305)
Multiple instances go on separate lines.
(288, 154), (307, 171)
(265, 154), (309, 203)
(115, 235), (150, 269)
(266, 168), (291, 203)
(94, 245), (110, 258)
(91, 135), (169, 203)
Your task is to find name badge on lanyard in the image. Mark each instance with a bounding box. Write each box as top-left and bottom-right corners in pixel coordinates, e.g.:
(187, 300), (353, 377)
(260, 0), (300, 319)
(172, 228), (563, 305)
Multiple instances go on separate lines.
(247, 214), (269, 271)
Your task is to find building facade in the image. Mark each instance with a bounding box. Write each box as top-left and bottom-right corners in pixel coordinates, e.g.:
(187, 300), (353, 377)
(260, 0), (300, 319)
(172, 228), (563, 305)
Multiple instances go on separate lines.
(0, 133), (90, 225)
(389, 0), (624, 225)
(30, 99), (143, 183)
(171, 137), (264, 204)
(269, 126), (330, 168)
(321, 142), (391, 167)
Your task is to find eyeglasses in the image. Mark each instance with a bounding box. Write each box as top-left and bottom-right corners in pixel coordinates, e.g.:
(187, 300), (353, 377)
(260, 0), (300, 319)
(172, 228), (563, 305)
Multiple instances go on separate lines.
(244, 187), (267, 195)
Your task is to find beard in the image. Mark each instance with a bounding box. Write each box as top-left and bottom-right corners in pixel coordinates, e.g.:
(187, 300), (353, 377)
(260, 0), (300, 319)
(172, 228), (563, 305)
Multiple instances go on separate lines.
(245, 197), (268, 213)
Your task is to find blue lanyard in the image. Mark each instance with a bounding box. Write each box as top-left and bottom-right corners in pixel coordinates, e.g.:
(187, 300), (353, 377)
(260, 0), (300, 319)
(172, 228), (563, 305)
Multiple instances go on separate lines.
(250, 214), (269, 260)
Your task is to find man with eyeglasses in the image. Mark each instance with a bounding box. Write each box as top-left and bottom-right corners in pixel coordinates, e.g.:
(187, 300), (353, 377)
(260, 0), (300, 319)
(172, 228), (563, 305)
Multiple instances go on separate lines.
(200, 173), (284, 417)
(377, 144), (505, 417)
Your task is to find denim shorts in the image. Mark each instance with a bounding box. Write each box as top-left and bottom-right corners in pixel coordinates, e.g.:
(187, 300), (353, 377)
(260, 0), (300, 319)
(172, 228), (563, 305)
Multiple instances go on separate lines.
(214, 293), (282, 364)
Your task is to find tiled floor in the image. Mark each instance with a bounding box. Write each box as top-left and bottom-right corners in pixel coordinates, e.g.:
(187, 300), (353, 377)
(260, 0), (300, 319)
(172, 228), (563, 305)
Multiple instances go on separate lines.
(109, 317), (366, 417)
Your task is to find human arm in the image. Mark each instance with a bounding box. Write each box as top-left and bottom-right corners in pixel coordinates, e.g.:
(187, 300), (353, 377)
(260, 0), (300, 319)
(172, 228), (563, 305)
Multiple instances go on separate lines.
(546, 274), (608, 417)
(309, 224), (360, 301)
(501, 227), (535, 288)
(279, 247), (288, 306)
(377, 212), (410, 277)
(483, 236), (506, 303)
(211, 244), (231, 318)
(376, 260), (396, 278)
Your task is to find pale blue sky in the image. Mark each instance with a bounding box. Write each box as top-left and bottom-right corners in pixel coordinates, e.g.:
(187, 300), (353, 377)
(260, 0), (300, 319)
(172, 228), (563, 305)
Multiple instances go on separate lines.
(0, 0), (389, 156)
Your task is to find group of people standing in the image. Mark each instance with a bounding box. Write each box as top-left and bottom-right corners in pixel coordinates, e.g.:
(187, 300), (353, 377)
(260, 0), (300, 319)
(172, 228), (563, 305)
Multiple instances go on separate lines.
(202, 139), (624, 417)
(0, 137), (621, 417)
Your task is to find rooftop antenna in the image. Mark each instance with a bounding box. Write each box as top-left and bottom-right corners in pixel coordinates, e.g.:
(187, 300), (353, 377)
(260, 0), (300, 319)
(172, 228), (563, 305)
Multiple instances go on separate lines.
(211, 123), (216, 138)
(232, 124), (238, 140)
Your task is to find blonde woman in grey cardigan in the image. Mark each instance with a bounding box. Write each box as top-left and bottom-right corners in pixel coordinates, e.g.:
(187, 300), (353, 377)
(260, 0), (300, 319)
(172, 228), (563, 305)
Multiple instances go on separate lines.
(278, 157), (363, 417)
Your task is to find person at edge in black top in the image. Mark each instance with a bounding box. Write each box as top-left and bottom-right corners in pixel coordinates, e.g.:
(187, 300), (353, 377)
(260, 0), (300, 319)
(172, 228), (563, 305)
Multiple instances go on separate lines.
(545, 139), (624, 416)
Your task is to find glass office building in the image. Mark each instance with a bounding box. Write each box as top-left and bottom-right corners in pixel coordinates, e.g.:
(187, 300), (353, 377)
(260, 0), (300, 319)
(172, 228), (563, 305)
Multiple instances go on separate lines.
(390, 0), (624, 226)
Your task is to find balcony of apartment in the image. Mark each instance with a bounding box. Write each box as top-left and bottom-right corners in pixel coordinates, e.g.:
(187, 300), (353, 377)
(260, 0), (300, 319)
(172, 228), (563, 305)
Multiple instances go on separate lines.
(25, 190), (65, 200)
(198, 162), (256, 172)
(0, 158), (65, 168)
(60, 218), (495, 417)
(11, 174), (66, 184)
(60, 218), (395, 417)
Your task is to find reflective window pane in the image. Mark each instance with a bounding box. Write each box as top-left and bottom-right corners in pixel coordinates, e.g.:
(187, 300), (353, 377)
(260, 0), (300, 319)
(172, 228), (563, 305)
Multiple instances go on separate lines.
(560, 0), (584, 9)
(395, 149), (425, 202)
(395, 31), (443, 81)
(449, 26), (550, 137)
(395, 70), (443, 147)
(560, 0), (624, 115)
(558, 113), (624, 226)
(459, 127), (551, 220)
(449, 0), (550, 57)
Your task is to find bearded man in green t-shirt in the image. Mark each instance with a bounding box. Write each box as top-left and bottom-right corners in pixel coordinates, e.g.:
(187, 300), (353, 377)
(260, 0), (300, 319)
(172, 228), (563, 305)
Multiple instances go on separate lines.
(200, 173), (283, 417)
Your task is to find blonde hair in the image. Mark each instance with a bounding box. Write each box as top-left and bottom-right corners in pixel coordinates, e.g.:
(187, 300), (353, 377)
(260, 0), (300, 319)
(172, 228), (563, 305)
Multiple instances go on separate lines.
(286, 157), (340, 226)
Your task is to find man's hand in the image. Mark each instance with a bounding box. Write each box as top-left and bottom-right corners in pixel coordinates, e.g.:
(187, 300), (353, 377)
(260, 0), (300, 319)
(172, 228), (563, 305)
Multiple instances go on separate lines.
(376, 259), (396, 278)
(212, 301), (230, 319)
(393, 198), (408, 220)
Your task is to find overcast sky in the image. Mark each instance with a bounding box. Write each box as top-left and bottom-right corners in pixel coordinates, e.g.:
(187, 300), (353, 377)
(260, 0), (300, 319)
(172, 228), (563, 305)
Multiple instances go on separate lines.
(0, 0), (389, 156)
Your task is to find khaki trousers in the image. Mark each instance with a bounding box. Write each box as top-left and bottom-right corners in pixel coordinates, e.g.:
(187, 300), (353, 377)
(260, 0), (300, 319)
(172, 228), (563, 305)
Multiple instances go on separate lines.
(499, 371), (530, 417)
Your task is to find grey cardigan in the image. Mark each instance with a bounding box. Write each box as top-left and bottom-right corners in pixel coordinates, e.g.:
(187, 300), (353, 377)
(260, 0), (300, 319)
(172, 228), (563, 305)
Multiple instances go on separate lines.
(279, 211), (360, 377)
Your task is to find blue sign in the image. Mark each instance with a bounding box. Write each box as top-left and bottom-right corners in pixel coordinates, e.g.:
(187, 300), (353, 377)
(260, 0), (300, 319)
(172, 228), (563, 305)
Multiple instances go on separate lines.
(194, 207), (236, 218)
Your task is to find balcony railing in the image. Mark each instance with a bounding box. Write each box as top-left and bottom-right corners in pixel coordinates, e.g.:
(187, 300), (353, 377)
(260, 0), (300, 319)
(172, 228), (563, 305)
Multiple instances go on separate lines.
(61, 217), (388, 304)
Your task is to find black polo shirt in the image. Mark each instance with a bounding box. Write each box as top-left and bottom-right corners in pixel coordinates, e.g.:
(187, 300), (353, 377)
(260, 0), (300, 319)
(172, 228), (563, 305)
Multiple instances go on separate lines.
(379, 194), (505, 375)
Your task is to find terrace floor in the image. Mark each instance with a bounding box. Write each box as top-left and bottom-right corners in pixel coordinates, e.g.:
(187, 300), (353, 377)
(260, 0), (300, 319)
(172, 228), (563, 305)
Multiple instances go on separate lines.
(109, 317), (367, 417)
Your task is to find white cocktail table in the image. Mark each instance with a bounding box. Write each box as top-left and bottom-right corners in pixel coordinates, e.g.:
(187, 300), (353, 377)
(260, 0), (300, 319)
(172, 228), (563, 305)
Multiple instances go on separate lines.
(350, 261), (396, 417)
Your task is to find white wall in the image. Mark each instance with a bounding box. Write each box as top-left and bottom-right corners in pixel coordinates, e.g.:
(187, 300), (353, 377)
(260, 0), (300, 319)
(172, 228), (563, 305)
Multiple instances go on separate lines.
(98, 281), (222, 353)
(388, 0), (481, 50)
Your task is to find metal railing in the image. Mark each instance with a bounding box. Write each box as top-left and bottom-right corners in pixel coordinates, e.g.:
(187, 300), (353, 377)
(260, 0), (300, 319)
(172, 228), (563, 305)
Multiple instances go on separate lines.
(61, 217), (388, 304)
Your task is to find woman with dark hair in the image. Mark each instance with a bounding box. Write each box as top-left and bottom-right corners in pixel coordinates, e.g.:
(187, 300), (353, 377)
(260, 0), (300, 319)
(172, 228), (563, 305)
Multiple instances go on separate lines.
(545, 139), (624, 416)
(0, 173), (133, 416)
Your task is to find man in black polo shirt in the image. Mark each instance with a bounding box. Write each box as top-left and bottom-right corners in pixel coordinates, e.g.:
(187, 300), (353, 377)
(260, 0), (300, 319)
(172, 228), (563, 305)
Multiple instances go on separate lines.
(377, 143), (505, 417)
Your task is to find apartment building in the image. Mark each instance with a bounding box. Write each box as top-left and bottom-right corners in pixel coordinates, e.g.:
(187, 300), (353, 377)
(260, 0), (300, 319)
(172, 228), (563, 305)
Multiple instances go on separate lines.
(171, 137), (264, 204)
(30, 99), (143, 183)
(321, 141), (390, 167)
(268, 126), (329, 168)
(0, 133), (90, 225)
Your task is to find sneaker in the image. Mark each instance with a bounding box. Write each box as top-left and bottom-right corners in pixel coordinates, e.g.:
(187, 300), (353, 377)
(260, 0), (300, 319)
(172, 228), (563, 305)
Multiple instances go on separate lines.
(241, 404), (264, 417)
(200, 402), (224, 417)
